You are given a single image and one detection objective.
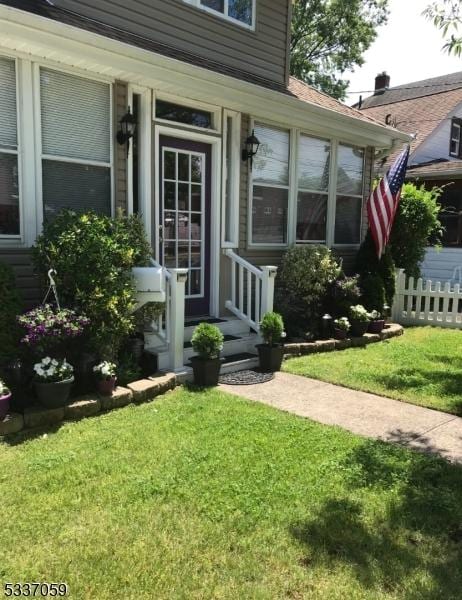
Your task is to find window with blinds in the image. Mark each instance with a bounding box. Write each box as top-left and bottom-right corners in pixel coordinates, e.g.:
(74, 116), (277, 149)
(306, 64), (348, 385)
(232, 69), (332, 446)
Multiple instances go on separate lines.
(251, 123), (289, 245)
(335, 144), (364, 245)
(0, 57), (20, 236)
(40, 68), (112, 220)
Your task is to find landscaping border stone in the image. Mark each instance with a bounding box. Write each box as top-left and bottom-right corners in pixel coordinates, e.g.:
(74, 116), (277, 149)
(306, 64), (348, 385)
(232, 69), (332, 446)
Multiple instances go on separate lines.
(0, 371), (177, 438)
(283, 323), (404, 358)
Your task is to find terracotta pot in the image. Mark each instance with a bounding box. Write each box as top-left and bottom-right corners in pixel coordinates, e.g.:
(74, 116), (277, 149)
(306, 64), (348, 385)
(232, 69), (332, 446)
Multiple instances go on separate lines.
(334, 328), (348, 340)
(97, 376), (117, 396)
(368, 319), (385, 333)
(350, 319), (369, 337)
(256, 344), (284, 372)
(190, 356), (223, 387)
(0, 392), (12, 420)
(35, 377), (74, 409)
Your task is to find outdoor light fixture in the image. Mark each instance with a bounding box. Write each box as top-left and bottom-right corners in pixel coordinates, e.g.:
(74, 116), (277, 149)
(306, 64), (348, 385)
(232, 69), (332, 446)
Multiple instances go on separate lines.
(242, 129), (260, 169)
(117, 107), (137, 153)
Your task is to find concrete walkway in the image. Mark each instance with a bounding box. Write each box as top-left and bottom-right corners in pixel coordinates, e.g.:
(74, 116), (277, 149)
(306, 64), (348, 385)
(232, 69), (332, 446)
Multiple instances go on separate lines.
(219, 372), (462, 464)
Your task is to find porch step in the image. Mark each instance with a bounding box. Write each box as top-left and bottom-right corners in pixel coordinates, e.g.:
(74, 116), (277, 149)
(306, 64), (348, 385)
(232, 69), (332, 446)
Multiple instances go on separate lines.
(183, 316), (252, 343)
(219, 353), (259, 374)
(183, 333), (259, 362)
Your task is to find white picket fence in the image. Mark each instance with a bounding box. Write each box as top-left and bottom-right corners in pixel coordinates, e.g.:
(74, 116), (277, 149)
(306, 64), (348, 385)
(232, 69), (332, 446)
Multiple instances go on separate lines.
(392, 268), (462, 328)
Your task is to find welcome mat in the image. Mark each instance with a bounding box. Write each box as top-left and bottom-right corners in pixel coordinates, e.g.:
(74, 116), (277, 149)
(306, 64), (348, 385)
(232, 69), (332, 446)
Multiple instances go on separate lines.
(219, 369), (274, 386)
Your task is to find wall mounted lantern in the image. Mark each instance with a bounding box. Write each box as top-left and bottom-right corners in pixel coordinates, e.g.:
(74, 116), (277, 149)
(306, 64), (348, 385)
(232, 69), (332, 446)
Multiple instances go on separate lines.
(242, 129), (260, 169)
(117, 107), (137, 154)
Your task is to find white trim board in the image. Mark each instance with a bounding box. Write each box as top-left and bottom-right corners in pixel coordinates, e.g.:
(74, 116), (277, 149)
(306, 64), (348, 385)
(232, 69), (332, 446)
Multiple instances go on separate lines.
(0, 4), (410, 149)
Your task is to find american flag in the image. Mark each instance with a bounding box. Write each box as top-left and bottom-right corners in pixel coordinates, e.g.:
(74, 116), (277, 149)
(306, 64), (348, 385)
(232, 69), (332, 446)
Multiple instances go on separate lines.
(367, 145), (410, 258)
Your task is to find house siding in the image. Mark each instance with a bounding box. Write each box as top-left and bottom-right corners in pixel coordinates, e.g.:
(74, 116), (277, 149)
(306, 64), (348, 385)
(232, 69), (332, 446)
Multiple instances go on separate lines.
(114, 80), (129, 214)
(0, 249), (40, 308)
(421, 247), (462, 283)
(51, 0), (291, 86)
(412, 100), (462, 165)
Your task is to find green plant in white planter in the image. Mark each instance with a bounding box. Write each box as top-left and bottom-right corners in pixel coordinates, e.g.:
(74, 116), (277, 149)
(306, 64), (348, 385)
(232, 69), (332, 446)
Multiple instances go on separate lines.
(34, 357), (74, 409)
(333, 317), (350, 340)
(190, 323), (224, 386)
(256, 312), (286, 372)
(349, 304), (370, 337)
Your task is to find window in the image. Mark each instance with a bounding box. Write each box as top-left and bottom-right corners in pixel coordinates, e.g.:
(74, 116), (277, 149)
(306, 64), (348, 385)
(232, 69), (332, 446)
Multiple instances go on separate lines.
(156, 99), (213, 129)
(0, 57), (20, 237)
(335, 144), (364, 245)
(184, 0), (255, 28)
(296, 134), (330, 243)
(450, 118), (462, 158)
(40, 68), (112, 221)
(251, 123), (289, 245)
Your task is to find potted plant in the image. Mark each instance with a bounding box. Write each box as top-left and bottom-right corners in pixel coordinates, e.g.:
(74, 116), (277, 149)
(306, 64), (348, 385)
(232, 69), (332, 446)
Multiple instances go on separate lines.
(93, 361), (117, 396)
(33, 357), (74, 409)
(190, 323), (224, 386)
(368, 310), (386, 333)
(333, 317), (350, 340)
(349, 304), (371, 337)
(256, 312), (286, 372)
(0, 378), (12, 419)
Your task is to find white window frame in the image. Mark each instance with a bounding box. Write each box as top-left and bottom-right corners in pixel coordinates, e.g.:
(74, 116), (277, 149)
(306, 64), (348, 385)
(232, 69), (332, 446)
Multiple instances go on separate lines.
(33, 63), (114, 235)
(183, 0), (256, 30)
(248, 118), (292, 249)
(0, 55), (23, 244)
(153, 92), (221, 135)
(332, 142), (365, 248)
(221, 109), (240, 248)
(450, 118), (461, 158)
(295, 132), (332, 245)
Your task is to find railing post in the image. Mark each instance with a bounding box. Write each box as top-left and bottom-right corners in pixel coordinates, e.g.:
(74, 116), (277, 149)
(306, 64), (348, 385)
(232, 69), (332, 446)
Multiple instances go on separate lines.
(392, 268), (405, 323)
(260, 266), (278, 318)
(168, 268), (188, 372)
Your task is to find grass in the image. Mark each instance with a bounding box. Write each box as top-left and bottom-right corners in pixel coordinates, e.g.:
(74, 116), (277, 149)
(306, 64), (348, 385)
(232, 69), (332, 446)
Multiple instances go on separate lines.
(284, 326), (462, 415)
(1, 387), (462, 599)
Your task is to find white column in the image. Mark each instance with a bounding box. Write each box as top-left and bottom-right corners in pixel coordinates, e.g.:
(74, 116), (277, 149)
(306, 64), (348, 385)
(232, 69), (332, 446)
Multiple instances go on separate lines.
(168, 268), (188, 371)
(260, 266), (278, 317)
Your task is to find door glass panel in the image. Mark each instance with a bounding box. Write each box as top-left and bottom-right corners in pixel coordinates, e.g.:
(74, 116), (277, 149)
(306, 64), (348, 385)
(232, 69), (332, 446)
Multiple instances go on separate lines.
(164, 151), (175, 180)
(178, 243), (189, 268)
(164, 242), (176, 268)
(191, 244), (201, 267)
(191, 185), (202, 211)
(191, 156), (202, 183)
(178, 183), (189, 211)
(178, 153), (189, 181)
(164, 211), (176, 239)
(178, 213), (190, 240)
(164, 182), (175, 210)
(191, 213), (202, 240)
(190, 270), (202, 295)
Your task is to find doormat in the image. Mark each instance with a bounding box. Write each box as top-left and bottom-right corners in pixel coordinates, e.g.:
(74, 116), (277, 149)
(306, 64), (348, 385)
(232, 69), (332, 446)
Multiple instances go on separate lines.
(219, 369), (274, 385)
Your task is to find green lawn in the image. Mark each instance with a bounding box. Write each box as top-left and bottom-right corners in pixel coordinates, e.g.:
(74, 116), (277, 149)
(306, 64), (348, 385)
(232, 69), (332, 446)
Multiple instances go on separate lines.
(1, 387), (462, 599)
(284, 326), (462, 415)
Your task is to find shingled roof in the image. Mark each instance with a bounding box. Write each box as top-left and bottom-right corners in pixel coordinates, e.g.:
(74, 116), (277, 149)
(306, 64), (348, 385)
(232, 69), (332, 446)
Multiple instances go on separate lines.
(359, 71), (462, 109)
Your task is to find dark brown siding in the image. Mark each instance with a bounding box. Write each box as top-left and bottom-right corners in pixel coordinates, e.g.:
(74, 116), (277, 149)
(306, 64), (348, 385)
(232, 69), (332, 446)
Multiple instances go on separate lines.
(0, 249), (40, 308)
(114, 80), (128, 214)
(52, 0), (290, 85)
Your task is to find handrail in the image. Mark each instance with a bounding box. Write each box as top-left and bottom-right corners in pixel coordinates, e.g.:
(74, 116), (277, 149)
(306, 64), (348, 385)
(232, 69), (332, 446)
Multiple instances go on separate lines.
(150, 257), (172, 281)
(224, 249), (277, 333)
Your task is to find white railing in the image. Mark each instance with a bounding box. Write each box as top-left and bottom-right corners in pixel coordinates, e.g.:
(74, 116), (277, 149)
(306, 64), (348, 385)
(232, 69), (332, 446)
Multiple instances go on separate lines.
(224, 249), (278, 332)
(149, 258), (171, 346)
(392, 268), (462, 328)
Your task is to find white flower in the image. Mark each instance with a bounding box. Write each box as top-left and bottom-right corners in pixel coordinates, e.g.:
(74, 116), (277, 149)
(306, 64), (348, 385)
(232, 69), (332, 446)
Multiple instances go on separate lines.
(43, 357), (52, 365)
(51, 359), (58, 366)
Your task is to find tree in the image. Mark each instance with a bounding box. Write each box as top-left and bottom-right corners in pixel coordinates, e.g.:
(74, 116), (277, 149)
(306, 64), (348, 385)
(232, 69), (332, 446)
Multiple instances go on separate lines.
(290, 0), (389, 100)
(389, 183), (443, 279)
(424, 0), (462, 57)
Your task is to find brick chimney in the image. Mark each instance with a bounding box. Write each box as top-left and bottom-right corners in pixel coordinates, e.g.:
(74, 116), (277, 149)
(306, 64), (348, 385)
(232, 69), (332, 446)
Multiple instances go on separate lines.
(374, 72), (390, 95)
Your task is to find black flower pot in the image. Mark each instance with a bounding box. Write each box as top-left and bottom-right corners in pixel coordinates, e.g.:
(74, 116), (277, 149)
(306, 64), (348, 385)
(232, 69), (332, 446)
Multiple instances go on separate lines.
(350, 320), (369, 337)
(34, 377), (74, 409)
(256, 344), (284, 372)
(368, 319), (385, 333)
(190, 357), (223, 387)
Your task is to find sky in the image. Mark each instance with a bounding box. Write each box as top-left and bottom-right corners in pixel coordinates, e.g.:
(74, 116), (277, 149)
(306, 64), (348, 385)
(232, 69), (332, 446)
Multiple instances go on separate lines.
(345, 0), (462, 106)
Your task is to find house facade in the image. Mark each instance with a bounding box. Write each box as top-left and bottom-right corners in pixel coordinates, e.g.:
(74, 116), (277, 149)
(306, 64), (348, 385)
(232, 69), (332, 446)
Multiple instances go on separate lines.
(0, 0), (408, 371)
(359, 72), (462, 283)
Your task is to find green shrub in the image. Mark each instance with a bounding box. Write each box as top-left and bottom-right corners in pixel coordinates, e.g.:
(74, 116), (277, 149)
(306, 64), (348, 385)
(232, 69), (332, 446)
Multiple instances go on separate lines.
(191, 323), (224, 360)
(260, 312), (285, 346)
(32, 211), (152, 359)
(390, 183), (442, 278)
(323, 274), (361, 318)
(275, 245), (341, 337)
(117, 352), (142, 387)
(0, 261), (22, 368)
(355, 232), (396, 310)
(359, 273), (386, 312)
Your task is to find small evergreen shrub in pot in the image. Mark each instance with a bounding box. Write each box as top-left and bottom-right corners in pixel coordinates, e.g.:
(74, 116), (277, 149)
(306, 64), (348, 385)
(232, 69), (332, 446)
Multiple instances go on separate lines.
(190, 323), (224, 387)
(0, 378), (12, 419)
(368, 310), (386, 333)
(349, 305), (370, 337)
(93, 361), (117, 396)
(333, 317), (350, 340)
(33, 357), (74, 408)
(256, 312), (286, 372)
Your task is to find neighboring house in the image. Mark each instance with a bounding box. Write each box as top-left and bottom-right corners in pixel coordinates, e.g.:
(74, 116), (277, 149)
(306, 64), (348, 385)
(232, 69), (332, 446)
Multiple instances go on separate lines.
(358, 72), (462, 283)
(0, 0), (408, 372)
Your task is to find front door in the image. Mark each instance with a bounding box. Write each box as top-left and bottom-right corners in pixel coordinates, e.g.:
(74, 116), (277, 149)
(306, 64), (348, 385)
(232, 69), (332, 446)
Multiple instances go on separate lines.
(159, 136), (212, 317)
